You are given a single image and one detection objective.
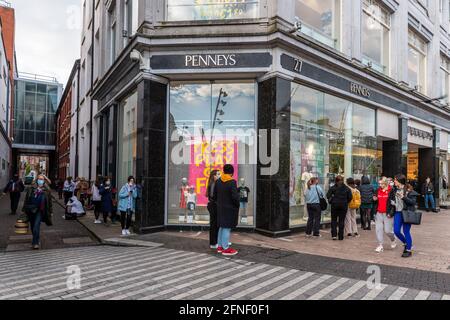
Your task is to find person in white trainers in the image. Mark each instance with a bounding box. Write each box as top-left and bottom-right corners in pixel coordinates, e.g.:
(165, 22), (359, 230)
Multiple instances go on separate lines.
(374, 177), (396, 253)
(118, 176), (138, 236)
(91, 178), (103, 224)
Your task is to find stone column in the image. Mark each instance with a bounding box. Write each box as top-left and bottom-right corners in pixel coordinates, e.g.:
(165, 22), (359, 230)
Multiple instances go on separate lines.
(134, 79), (168, 233)
(256, 77), (291, 237)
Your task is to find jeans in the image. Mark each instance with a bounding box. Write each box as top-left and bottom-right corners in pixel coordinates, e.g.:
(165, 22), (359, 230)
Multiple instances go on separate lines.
(218, 228), (231, 250)
(120, 210), (133, 230)
(394, 211), (413, 251)
(29, 211), (42, 246)
(424, 194), (436, 210)
(208, 202), (219, 246)
(331, 205), (347, 240)
(306, 204), (321, 236)
(10, 192), (21, 214)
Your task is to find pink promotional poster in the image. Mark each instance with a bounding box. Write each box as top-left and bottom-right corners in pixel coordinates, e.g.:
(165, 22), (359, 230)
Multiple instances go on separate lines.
(189, 139), (239, 206)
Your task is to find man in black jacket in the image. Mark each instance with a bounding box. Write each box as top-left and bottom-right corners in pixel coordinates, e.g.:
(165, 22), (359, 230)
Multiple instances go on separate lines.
(213, 164), (240, 256)
(327, 176), (353, 241)
(3, 174), (25, 215)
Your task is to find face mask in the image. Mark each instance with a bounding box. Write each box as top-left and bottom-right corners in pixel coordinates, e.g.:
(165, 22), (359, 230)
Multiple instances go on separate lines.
(106, 181), (111, 186)
(37, 180), (45, 187)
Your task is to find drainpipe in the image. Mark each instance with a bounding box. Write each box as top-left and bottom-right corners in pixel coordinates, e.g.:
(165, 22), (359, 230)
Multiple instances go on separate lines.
(75, 62), (80, 178)
(88, 0), (95, 184)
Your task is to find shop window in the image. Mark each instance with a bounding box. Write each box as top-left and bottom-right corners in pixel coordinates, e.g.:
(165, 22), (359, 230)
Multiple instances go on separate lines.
(361, 0), (391, 74)
(168, 81), (256, 226)
(295, 0), (341, 49)
(167, 0), (260, 21)
(290, 83), (381, 227)
(117, 91), (138, 189)
(408, 30), (427, 94)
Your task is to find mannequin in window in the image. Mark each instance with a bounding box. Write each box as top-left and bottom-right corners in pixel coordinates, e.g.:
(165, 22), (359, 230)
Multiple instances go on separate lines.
(238, 178), (251, 224)
(186, 186), (197, 224)
(179, 177), (189, 223)
(301, 166), (314, 220)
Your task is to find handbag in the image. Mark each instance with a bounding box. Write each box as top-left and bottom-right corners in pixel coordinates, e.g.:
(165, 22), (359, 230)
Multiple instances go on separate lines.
(402, 209), (422, 225)
(315, 186), (328, 211)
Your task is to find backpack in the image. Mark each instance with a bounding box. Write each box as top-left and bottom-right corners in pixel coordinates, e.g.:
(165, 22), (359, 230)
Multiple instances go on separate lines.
(349, 188), (361, 209)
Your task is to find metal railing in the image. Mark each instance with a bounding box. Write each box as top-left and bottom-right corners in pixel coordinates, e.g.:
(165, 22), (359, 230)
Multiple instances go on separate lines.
(17, 72), (59, 84)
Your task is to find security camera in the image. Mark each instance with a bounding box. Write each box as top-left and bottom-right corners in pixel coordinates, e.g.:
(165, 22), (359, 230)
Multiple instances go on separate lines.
(130, 49), (142, 63)
(130, 49), (150, 71)
(290, 16), (302, 33)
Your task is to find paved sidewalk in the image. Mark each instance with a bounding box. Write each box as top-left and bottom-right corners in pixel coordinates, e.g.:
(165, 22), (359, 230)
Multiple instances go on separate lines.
(0, 192), (99, 252)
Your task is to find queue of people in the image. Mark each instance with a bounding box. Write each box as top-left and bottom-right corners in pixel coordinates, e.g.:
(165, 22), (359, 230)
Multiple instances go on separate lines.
(301, 174), (423, 258)
(60, 175), (137, 236)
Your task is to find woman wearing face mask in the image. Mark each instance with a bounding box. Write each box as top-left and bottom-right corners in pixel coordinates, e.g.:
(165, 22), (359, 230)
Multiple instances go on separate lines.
(22, 175), (53, 250)
(118, 176), (138, 236)
(99, 177), (114, 225)
(92, 178), (103, 224)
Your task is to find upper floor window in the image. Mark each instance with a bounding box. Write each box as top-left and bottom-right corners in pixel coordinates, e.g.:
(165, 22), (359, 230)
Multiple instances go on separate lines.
(167, 0), (260, 21)
(295, 0), (341, 49)
(408, 30), (427, 94)
(441, 55), (450, 104)
(361, 0), (391, 74)
(108, 7), (117, 66)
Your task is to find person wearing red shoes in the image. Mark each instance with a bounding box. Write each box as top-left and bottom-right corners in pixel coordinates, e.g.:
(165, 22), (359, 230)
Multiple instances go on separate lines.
(214, 164), (240, 256)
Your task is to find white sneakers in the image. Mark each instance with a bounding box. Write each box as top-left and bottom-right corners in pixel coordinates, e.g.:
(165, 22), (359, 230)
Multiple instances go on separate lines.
(94, 220), (102, 224)
(210, 245), (218, 249)
(375, 241), (397, 253)
(121, 229), (131, 236)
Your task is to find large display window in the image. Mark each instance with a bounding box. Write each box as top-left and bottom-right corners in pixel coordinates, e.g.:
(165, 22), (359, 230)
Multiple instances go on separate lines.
(168, 81), (257, 226)
(117, 91), (138, 189)
(290, 84), (381, 227)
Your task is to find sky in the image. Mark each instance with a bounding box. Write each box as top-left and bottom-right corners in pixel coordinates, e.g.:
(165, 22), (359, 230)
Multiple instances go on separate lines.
(11, 0), (82, 87)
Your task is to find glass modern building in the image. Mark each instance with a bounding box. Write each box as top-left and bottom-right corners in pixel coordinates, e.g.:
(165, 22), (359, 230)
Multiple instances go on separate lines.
(12, 73), (62, 180)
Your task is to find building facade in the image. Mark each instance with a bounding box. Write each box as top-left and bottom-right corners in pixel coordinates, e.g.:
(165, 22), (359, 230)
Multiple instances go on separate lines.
(0, 15), (11, 187)
(79, 0), (450, 235)
(12, 74), (62, 181)
(56, 61), (80, 181)
(0, 0), (15, 187)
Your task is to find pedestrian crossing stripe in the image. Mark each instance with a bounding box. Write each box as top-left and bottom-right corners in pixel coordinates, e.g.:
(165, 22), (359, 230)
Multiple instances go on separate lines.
(0, 246), (447, 301)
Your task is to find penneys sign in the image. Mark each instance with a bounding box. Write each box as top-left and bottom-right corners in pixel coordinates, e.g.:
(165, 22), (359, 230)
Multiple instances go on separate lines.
(185, 54), (237, 68)
(150, 52), (273, 70)
(350, 82), (371, 98)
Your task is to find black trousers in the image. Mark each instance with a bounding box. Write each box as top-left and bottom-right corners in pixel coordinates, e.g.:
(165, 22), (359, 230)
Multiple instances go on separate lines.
(64, 191), (73, 205)
(360, 208), (372, 230)
(331, 205), (348, 240)
(208, 202), (219, 246)
(120, 211), (133, 230)
(10, 192), (21, 214)
(306, 204), (322, 236)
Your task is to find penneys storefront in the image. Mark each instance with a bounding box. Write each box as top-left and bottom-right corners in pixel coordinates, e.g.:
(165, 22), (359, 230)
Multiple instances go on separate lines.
(92, 40), (450, 237)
